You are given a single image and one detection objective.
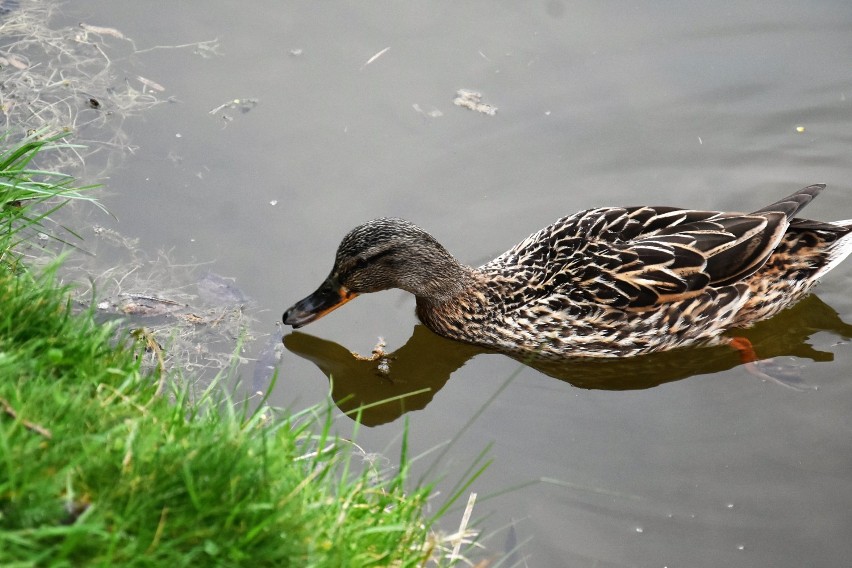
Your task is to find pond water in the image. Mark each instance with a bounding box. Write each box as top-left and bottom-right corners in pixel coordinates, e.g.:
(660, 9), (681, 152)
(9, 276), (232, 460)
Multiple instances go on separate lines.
(37, 1), (852, 565)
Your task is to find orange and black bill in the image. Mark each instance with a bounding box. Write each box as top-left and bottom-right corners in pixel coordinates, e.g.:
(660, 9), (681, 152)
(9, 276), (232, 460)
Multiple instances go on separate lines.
(283, 277), (358, 328)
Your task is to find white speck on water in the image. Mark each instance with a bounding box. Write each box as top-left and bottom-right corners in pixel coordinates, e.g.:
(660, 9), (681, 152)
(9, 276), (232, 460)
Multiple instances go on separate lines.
(175, 133), (182, 138)
(737, 544), (745, 551)
(361, 46), (390, 70)
(795, 125), (805, 133)
(727, 503), (734, 509)
(290, 48), (303, 56)
(698, 136), (703, 144)
(269, 200), (278, 206)
(377, 358), (391, 375)
(545, 110), (551, 116)
(412, 104), (443, 118)
(453, 89), (498, 116)
(635, 527), (643, 533)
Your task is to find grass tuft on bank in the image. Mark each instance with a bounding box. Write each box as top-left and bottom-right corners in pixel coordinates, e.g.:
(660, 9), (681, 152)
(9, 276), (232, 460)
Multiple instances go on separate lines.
(0, 134), (470, 566)
(0, 132), (102, 270)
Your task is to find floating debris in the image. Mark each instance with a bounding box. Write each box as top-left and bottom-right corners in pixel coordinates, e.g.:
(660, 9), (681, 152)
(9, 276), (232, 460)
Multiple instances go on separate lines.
(361, 46), (390, 70)
(136, 75), (165, 92)
(118, 293), (186, 316)
(795, 125), (805, 133)
(7, 3), (245, 385)
(208, 98), (259, 115)
(412, 103), (443, 118)
(453, 89), (497, 116)
(0, 3), (174, 172)
(175, 312), (206, 325)
(79, 22), (126, 40)
(351, 337), (393, 376)
(289, 48), (303, 56)
(5, 53), (27, 69)
(207, 98), (259, 127)
(69, 240), (258, 380)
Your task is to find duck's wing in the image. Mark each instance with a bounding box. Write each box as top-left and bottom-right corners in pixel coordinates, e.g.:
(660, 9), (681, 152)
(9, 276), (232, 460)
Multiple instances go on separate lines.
(595, 208), (788, 307)
(495, 185), (826, 310)
(609, 185), (824, 307)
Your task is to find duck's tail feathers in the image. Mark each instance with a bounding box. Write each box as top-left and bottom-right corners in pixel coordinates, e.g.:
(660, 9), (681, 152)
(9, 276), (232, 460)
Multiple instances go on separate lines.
(752, 184), (825, 220)
(815, 219), (852, 279)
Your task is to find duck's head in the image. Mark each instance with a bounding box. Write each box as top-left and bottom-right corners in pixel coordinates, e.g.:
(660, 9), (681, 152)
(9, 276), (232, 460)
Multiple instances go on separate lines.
(283, 218), (466, 328)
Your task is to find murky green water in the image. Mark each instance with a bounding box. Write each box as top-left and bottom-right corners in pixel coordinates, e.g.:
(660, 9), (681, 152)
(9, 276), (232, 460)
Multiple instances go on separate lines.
(44, 1), (852, 565)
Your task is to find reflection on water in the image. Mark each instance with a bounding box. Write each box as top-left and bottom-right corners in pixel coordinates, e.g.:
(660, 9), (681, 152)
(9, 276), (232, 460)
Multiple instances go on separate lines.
(283, 325), (477, 426)
(279, 294), (852, 426)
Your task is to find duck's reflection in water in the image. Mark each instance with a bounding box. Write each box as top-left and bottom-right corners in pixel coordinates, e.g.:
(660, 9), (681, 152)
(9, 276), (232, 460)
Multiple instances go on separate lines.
(280, 295), (852, 427)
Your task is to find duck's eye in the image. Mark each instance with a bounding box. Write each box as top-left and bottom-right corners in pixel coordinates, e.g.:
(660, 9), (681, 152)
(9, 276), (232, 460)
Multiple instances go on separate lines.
(354, 257), (369, 270)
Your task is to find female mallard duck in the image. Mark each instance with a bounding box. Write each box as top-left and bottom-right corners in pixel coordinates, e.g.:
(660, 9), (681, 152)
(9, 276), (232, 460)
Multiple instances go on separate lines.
(283, 185), (852, 359)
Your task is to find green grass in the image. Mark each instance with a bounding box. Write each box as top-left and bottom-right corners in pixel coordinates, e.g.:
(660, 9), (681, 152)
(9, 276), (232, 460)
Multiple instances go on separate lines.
(0, 132), (102, 271)
(0, 134), (477, 566)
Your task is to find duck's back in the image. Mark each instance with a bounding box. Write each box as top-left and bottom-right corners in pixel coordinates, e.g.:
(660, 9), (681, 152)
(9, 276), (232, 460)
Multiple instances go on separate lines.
(459, 186), (852, 357)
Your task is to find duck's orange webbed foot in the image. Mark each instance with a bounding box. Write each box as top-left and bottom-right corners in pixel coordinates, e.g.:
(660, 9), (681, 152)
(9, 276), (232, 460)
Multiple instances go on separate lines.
(727, 337), (814, 391)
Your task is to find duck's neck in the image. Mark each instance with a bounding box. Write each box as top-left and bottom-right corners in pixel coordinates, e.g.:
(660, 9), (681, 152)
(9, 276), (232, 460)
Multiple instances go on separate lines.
(413, 264), (492, 341)
(410, 261), (478, 305)
(387, 235), (476, 304)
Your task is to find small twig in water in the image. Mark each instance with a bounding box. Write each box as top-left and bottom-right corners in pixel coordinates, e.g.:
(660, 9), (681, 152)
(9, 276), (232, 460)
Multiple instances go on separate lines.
(134, 38), (221, 56)
(449, 492), (478, 562)
(360, 46), (390, 70)
(78, 22), (127, 40)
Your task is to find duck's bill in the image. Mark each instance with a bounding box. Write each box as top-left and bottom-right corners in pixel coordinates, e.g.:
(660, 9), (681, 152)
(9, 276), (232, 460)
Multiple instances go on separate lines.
(283, 280), (358, 328)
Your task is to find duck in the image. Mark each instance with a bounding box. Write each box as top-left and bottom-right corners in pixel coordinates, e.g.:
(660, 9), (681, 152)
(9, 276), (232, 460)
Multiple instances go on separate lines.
(283, 185), (852, 359)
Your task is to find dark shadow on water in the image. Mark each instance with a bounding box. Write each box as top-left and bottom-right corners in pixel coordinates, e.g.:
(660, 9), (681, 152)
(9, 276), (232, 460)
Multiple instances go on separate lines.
(279, 295), (852, 426)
